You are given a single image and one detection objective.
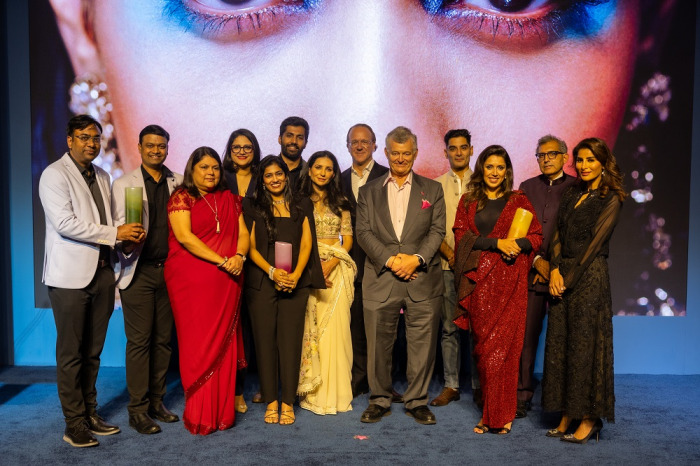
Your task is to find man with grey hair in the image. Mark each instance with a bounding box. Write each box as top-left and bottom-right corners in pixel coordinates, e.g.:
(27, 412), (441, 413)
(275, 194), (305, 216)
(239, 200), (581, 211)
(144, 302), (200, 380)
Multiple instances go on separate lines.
(356, 126), (445, 425)
(516, 134), (578, 418)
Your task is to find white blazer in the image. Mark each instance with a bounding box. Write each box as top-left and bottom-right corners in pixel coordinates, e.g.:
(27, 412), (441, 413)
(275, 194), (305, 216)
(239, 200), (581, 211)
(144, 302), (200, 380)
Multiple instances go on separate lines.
(39, 153), (118, 289)
(111, 166), (182, 289)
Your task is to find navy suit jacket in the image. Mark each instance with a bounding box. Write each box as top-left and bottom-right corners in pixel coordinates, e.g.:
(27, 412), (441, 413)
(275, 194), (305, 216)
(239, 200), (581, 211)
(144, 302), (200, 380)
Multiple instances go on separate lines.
(340, 161), (389, 283)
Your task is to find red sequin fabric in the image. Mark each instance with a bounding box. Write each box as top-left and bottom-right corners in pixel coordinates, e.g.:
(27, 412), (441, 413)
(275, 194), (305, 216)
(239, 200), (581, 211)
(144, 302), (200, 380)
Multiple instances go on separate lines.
(453, 192), (542, 429)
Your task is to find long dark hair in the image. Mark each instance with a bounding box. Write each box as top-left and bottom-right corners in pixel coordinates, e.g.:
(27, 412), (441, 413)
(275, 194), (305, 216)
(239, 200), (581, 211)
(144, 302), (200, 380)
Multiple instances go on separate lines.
(222, 128), (261, 172)
(463, 145), (514, 211)
(180, 146), (227, 198)
(251, 155), (303, 242)
(299, 151), (351, 216)
(572, 138), (627, 201)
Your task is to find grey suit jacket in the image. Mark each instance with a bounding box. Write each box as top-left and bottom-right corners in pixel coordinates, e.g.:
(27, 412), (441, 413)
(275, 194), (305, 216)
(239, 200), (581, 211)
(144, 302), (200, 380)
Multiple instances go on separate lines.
(356, 172), (446, 302)
(111, 166), (183, 289)
(39, 153), (118, 289)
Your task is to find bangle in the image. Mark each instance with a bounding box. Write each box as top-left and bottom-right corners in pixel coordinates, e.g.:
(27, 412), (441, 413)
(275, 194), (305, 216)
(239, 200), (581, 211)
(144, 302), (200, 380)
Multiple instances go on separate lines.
(268, 266), (276, 280)
(217, 257), (228, 268)
(236, 252), (246, 261)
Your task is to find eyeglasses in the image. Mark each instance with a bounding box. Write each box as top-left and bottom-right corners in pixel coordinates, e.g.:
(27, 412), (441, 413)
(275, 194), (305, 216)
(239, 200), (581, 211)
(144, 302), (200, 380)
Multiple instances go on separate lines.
(535, 151), (563, 161)
(231, 145), (254, 153)
(349, 140), (371, 147)
(73, 135), (102, 145)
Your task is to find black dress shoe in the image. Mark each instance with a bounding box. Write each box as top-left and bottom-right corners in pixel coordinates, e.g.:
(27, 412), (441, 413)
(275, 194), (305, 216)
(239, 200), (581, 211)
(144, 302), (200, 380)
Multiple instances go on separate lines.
(515, 400), (530, 418)
(63, 421), (99, 447)
(129, 413), (162, 435)
(148, 402), (179, 423)
(391, 389), (404, 404)
(361, 404), (391, 423)
(405, 405), (436, 425)
(86, 414), (120, 436)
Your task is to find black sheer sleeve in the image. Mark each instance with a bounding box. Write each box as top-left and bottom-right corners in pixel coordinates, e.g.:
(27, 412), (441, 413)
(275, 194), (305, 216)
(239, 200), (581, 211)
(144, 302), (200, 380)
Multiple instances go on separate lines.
(564, 194), (622, 289)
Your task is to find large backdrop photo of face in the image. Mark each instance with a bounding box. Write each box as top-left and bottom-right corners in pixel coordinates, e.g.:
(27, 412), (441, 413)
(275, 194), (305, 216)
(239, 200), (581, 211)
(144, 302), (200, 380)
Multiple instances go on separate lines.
(30, 0), (693, 324)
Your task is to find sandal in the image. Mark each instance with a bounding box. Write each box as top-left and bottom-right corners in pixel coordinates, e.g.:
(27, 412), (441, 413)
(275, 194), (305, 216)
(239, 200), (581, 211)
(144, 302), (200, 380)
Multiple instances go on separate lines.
(279, 403), (295, 426)
(495, 422), (512, 435)
(235, 395), (248, 414)
(474, 423), (489, 434)
(264, 402), (279, 424)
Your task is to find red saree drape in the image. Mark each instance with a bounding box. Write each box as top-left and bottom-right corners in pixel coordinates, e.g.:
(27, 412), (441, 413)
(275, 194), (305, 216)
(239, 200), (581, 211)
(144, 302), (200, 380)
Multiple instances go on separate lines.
(453, 192), (542, 429)
(164, 189), (246, 435)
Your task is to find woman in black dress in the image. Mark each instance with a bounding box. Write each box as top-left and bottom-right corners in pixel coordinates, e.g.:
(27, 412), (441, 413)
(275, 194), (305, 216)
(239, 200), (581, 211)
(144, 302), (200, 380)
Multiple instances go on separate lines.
(222, 128), (261, 413)
(243, 155), (324, 426)
(542, 138), (626, 444)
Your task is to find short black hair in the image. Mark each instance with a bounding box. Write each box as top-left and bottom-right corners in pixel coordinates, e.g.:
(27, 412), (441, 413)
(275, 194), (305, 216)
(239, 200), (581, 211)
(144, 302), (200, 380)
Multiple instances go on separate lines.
(67, 114), (102, 137)
(139, 124), (170, 144)
(279, 116), (309, 139)
(444, 129), (472, 147)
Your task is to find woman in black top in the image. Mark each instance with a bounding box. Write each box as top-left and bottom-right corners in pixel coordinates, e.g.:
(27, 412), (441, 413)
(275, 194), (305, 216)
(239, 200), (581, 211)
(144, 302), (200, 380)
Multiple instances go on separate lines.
(222, 128), (261, 413)
(542, 138), (626, 444)
(243, 155), (324, 426)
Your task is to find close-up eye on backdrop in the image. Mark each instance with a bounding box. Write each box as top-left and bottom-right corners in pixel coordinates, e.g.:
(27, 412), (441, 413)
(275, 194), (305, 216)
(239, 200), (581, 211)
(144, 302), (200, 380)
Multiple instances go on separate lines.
(30, 0), (692, 316)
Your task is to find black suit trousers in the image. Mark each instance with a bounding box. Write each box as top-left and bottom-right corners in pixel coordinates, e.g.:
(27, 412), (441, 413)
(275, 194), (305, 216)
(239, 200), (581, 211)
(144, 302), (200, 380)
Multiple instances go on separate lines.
(48, 265), (115, 427)
(119, 263), (174, 414)
(245, 280), (309, 406)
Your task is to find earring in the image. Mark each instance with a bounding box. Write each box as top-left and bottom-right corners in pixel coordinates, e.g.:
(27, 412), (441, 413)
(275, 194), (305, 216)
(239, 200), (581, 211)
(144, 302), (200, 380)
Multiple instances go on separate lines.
(69, 74), (121, 178)
(626, 72), (671, 131)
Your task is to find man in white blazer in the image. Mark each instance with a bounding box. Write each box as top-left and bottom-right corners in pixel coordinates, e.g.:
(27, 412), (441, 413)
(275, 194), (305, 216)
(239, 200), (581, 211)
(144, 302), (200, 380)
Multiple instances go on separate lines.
(112, 125), (183, 435)
(39, 115), (145, 448)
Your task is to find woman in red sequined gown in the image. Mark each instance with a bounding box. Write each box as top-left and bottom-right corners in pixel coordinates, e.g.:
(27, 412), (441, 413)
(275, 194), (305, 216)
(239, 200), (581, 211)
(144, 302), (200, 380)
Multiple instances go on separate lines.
(453, 146), (542, 434)
(164, 147), (249, 435)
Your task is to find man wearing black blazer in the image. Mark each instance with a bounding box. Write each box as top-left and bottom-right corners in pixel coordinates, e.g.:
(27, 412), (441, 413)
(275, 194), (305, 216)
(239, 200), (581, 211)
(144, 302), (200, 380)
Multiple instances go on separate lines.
(516, 134), (578, 418)
(340, 123), (389, 397)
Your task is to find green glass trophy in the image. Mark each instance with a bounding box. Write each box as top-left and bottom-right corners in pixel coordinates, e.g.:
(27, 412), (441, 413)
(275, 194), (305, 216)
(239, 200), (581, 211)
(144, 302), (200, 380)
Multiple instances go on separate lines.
(125, 187), (143, 224)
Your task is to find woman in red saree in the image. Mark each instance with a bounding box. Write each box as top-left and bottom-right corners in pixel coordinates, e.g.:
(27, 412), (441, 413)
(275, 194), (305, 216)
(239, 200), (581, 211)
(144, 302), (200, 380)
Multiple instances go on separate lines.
(453, 145), (542, 435)
(164, 147), (250, 435)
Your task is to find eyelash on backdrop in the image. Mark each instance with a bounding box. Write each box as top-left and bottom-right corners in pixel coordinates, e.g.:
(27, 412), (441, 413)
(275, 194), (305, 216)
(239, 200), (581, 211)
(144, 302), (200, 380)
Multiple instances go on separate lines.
(164, 0), (321, 36)
(424, 0), (612, 44)
(164, 0), (611, 43)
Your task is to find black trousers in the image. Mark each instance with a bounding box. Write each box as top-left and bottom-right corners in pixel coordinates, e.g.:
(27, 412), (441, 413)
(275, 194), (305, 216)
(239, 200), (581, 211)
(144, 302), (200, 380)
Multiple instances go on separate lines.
(517, 290), (548, 402)
(349, 283), (369, 394)
(246, 280), (309, 406)
(119, 262), (174, 415)
(48, 265), (115, 427)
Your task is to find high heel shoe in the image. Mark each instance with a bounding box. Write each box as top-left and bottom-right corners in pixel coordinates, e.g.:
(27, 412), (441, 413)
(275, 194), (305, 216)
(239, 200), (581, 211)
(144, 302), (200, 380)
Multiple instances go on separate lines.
(561, 419), (602, 444)
(546, 428), (567, 438)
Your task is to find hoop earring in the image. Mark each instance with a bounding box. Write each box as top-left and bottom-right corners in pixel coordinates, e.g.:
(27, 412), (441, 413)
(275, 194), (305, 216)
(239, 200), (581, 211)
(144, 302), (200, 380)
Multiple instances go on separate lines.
(69, 74), (121, 178)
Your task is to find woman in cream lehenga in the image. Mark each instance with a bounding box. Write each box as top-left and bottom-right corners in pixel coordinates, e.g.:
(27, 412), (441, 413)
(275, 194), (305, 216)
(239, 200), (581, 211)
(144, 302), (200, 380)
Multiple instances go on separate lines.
(297, 151), (356, 415)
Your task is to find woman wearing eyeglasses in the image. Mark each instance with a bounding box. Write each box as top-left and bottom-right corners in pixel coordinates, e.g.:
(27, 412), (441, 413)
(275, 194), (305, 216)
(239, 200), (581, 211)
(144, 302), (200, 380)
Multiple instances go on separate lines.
(221, 128), (262, 414)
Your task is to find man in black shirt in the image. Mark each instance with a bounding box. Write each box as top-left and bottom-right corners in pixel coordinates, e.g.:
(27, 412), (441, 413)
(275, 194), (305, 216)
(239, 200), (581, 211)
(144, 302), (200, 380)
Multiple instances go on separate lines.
(112, 125), (183, 434)
(278, 116), (309, 189)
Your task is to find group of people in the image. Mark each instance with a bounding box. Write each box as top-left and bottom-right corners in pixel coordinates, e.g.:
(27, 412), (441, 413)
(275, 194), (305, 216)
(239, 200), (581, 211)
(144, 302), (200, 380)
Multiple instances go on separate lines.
(40, 114), (625, 448)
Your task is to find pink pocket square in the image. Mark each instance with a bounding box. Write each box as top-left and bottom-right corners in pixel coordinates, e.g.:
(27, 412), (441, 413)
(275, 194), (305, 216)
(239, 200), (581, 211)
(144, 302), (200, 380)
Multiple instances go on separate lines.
(421, 199), (431, 209)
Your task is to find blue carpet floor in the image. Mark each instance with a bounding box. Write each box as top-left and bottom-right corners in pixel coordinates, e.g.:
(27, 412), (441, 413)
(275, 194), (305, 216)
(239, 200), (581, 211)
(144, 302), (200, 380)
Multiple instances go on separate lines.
(0, 367), (699, 465)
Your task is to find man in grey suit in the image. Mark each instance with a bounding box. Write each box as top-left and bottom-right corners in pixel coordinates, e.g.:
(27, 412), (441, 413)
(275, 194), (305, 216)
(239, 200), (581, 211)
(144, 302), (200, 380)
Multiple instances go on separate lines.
(356, 126), (445, 425)
(39, 114), (145, 447)
(340, 123), (389, 397)
(112, 125), (183, 434)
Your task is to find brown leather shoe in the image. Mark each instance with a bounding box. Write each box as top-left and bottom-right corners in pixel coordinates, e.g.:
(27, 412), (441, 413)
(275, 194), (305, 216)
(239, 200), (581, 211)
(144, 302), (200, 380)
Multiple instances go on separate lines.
(429, 387), (461, 406)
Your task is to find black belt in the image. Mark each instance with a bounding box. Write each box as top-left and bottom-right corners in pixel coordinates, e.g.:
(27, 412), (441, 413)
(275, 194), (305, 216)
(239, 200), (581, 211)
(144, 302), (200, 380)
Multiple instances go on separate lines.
(141, 259), (166, 268)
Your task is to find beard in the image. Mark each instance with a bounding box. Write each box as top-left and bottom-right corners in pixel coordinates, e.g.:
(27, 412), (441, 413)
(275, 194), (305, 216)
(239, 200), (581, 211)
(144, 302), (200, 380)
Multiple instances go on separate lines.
(281, 143), (303, 160)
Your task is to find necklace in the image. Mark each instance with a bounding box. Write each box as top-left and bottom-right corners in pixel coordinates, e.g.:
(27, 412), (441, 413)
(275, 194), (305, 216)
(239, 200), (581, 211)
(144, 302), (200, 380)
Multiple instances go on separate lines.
(272, 199), (286, 205)
(487, 192), (504, 200)
(201, 193), (221, 234)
